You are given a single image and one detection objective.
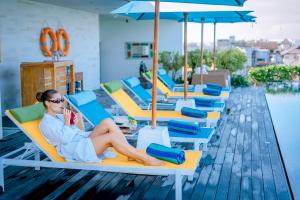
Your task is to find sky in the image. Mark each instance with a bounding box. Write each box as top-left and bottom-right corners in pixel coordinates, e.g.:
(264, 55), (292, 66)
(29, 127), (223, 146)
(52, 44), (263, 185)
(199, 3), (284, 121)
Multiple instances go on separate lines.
(187, 0), (300, 43)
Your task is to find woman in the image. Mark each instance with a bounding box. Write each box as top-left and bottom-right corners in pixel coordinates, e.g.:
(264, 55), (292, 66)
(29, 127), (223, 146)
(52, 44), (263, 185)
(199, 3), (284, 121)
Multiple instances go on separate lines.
(37, 89), (164, 166)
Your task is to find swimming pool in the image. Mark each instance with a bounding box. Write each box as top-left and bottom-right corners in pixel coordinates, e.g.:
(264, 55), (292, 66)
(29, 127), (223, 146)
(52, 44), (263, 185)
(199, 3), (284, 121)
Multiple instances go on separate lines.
(265, 83), (300, 199)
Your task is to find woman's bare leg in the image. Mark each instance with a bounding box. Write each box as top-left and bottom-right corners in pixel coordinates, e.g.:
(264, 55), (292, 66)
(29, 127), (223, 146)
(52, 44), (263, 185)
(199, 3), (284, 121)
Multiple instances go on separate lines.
(90, 118), (121, 138)
(90, 131), (164, 166)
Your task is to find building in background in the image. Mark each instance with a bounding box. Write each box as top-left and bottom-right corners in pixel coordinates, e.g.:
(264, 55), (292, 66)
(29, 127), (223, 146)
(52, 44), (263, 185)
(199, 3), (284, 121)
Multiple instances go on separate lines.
(281, 46), (300, 65)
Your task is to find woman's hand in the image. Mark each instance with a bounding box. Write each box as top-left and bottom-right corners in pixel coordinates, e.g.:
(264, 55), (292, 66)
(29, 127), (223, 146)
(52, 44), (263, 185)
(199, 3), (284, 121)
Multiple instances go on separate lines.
(63, 108), (71, 126)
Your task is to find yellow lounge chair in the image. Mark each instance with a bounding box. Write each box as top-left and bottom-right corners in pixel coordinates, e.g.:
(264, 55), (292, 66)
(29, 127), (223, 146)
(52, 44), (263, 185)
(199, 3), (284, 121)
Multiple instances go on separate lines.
(142, 72), (229, 101)
(1, 107), (202, 200)
(100, 81), (220, 127)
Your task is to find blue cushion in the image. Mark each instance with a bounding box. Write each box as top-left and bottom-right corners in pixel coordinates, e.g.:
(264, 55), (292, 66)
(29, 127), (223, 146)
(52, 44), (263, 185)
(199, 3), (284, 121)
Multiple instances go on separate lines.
(159, 74), (175, 89)
(124, 77), (140, 88)
(70, 99), (112, 126)
(206, 83), (223, 91)
(146, 143), (185, 164)
(203, 88), (221, 96)
(68, 91), (96, 107)
(181, 107), (208, 118)
(169, 127), (213, 139)
(132, 85), (152, 104)
(168, 120), (200, 135)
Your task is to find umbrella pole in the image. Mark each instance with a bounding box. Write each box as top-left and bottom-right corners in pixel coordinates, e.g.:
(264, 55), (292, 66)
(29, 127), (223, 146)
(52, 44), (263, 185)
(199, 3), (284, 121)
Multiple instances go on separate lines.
(200, 18), (204, 85)
(151, 0), (160, 129)
(212, 22), (216, 70)
(183, 12), (188, 100)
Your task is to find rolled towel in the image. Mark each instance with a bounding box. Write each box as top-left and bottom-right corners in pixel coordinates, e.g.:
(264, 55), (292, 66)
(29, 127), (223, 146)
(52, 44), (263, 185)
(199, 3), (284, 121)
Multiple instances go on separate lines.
(181, 107), (208, 118)
(146, 143), (185, 164)
(195, 98), (216, 107)
(203, 88), (221, 96)
(206, 83), (223, 91)
(168, 120), (200, 135)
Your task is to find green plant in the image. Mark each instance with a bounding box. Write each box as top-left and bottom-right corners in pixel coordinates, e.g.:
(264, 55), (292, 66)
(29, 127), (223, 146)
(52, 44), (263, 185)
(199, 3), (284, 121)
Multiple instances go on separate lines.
(216, 48), (247, 73)
(188, 49), (213, 71)
(248, 65), (300, 84)
(159, 51), (183, 79)
(231, 74), (250, 87)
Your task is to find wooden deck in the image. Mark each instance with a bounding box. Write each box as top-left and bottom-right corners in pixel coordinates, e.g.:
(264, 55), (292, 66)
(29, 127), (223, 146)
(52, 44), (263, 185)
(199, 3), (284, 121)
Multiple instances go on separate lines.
(0, 87), (292, 199)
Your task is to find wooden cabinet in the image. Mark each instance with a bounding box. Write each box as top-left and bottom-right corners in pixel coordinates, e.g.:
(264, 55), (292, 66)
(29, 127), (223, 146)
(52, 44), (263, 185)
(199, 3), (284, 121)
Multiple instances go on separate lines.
(20, 61), (75, 106)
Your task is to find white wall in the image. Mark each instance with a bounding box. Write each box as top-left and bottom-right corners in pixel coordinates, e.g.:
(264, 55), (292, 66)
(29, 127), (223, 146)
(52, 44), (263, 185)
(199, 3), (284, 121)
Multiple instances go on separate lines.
(100, 15), (183, 82)
(0, 0), (100, 113)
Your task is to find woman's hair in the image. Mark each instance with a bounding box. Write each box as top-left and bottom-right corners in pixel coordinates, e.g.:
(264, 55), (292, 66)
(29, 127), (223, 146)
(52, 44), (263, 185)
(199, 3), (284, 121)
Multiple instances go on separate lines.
(36, 89), (58, 108)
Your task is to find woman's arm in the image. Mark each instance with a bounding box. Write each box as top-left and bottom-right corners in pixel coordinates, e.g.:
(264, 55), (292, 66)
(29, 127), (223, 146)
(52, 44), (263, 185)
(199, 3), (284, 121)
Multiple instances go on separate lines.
(76, 113), (85, 131)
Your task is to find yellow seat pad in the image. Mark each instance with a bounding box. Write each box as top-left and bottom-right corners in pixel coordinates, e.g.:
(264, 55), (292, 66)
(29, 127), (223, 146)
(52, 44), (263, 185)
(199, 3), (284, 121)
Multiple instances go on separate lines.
(110, 89), (220, 120)
(6, 111), (201, 170)
(101, 149), (201, 170)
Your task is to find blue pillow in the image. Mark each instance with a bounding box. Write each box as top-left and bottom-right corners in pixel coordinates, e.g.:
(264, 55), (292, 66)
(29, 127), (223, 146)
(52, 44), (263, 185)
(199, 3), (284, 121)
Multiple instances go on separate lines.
(195, 98), (216, 107)
(68, 91), (97, 107)
(124, 77), (140, 88)
(168, 120), (200, 135)
(181, 107), (208, 118)
(158, 69), (167, 75)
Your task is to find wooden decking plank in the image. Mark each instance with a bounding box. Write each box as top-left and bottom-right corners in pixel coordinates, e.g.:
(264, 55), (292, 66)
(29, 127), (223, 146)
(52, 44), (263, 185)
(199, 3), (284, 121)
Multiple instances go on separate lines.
(105, 174), (137, 200)
(215, 152), (234, 200)
(93, 173), (128, 199)
(24, 170), (79, 200)
(202, 164), (222, 199)
(257, 92), (277, 200)
(190, 164), (213, 200)
(115, 175), (147, 200)
(128, 175), (157, 200)
(67, 172), (108, 200)
(43, 170), (91, 200)
(0, 168), (67, 199)
(263, 99), (291, 199)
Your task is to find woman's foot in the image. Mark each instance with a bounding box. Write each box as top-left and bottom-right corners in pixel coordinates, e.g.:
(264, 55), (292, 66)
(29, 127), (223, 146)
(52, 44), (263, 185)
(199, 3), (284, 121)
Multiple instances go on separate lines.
(128, 157), (145, 164)
(143, 157), (165, 166)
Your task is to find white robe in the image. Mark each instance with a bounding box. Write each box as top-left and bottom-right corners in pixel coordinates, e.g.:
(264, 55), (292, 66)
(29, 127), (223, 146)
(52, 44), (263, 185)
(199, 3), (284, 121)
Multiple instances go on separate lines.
(39, 113), (116, 162)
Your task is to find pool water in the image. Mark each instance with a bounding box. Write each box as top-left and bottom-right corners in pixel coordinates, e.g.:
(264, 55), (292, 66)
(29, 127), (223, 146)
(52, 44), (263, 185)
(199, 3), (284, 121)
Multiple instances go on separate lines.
(265, 83), (300, 198)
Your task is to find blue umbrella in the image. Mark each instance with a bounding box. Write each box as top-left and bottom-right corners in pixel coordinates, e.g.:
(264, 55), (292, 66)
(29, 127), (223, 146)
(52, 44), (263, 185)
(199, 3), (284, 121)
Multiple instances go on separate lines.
(117, 0), (249, 128)
(112, 2), (254, 98)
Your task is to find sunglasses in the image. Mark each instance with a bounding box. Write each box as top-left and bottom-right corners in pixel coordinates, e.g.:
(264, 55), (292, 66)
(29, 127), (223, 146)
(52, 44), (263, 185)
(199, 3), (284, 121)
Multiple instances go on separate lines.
(48, 98), (65, 104)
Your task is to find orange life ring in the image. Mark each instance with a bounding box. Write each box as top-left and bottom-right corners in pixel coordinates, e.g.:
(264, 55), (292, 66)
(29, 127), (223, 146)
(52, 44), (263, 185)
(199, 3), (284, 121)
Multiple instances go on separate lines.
(40, 27), (57, 57)
(56, 28), (70, 56)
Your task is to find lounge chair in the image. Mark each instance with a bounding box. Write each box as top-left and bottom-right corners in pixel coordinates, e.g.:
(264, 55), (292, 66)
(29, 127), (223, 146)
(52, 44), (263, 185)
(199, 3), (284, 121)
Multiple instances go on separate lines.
(65, 91), (215, 150)
(158, 69), (231, 92)
(122, 77), (225, 112)
(143, 71), (229, 101)
(100, 80), (220, 127)
(1, 104), (202, 200)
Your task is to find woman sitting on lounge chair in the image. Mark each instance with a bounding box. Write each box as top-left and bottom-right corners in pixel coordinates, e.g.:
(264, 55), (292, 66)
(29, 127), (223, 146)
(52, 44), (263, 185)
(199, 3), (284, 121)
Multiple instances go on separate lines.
(36, 89), (163, 166)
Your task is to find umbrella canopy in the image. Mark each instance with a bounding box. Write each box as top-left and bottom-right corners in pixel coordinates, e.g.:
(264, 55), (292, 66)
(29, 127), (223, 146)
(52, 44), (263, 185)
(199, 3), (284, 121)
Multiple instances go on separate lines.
(111, 2), (252, 19)
(133, 0), (247, 6)
(115, 0), (250, 128)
